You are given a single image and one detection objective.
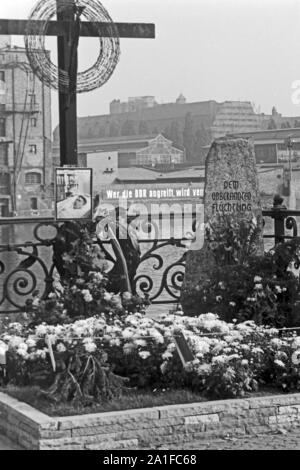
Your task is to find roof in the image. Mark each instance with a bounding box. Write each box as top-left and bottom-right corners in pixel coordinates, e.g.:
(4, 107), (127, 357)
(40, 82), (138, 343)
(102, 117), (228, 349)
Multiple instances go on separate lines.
(116, 167), (159, 181)
(115, 166), (205, 183)
(229, 127), (300, 142)
(52, 134), (156, 156)
(136, 134), (183, 155)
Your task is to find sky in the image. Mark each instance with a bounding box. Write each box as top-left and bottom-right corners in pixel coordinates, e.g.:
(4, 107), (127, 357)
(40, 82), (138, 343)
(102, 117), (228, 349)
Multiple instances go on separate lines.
(2, 0), (300, 129)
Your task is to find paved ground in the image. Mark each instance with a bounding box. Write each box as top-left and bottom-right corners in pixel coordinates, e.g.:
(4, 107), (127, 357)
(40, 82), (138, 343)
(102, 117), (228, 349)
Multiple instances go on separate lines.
(156, 430), (300, 450)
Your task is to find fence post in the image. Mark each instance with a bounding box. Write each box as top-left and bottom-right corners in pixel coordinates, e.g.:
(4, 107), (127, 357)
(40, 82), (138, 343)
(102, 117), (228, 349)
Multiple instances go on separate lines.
(271, 194), (287, 244)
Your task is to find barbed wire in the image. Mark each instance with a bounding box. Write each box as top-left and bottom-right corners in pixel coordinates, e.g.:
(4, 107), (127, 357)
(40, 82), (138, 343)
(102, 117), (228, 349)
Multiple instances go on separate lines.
(24, 0), (120, 94)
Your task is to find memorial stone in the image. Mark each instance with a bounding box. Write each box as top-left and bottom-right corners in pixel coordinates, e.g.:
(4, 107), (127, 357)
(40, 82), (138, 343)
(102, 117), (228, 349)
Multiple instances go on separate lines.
(181, 137), (264, 315)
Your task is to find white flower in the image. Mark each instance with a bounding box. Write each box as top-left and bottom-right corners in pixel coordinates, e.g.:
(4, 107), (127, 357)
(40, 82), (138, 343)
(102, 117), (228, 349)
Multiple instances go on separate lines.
(32, 298), (40, 307)
(270, 338), (282, 348)
(48, 292), (56, 299)
(254, 283), (263, 290)
(122, 291), (132, 301)
(274, 285), (282, 294)
(36, 349), (47, 360)
(134, 339), (147, 347)
(139, 350), (151, 360)
(9, 336), (24, 349)
(254, 276), (262, 283)
(229, 301), (236, 307)
(26, 338), (36, 349)
(0, 342), (8, 362)
(103, 292), (112, 301)
(8, 322), (23, 332)
(193, 338), (210, 355)
(93, 272), (103, 282)
(216, 295), (222, 302)
(82, 289), (93, 303)
(149, 328), (164, 344)
(292, 337), (300, 349)
(274, 359), (286, 369)
(241, 359), (249, 366)
(212, 355), (227, 364)
(175, 310), (184, 316)
(162, 351), (173, 360)
(228, 353), (240, 361)
(125, 315), (139, 326)
(94, 319), (106, 332)
(197, 364), (211, 374)
(122, 328), (134, 339)
(17, 348), (28, 359)
(252, 347), (264, 354)
(36, 324), (48, 336)
(56, 343), (67, 353)
(84, 341), (97, 353)
(240, 344), (250, 351)
(47, 334), (58, 345)
(199, 313), (219, 322)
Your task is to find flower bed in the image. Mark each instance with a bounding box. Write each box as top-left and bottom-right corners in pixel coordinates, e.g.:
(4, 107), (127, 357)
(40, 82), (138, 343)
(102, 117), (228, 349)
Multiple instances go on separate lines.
(2, 313), (300, 404)
(2, 223), (300, 448)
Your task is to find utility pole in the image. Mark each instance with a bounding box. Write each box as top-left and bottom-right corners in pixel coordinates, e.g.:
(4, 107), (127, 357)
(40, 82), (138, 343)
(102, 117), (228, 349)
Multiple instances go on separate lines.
(282, 136), (294, 196)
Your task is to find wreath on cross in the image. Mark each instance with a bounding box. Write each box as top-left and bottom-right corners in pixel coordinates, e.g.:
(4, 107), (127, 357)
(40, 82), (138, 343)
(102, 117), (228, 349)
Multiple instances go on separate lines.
(24, 0), (120, 94)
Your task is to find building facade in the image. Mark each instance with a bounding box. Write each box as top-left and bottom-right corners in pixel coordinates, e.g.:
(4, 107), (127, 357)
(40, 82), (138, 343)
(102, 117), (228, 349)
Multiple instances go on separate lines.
(53, 96), (262, 166)
(230, 128), (300, 165)
(0, 36), (52, 217)
(110, 96), (157, 114)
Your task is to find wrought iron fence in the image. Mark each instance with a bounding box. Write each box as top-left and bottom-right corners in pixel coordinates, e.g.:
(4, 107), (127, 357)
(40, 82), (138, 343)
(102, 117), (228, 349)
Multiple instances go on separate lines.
(0, 198), (299, 315)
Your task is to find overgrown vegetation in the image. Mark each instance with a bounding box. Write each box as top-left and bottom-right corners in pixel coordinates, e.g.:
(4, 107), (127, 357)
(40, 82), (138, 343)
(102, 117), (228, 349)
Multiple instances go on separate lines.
(183, 214), (300, 327)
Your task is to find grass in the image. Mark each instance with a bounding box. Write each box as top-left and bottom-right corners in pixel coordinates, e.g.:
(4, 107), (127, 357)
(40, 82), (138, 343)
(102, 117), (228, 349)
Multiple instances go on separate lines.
(0, 385), (207, 417)
(0, 384), (283, 418)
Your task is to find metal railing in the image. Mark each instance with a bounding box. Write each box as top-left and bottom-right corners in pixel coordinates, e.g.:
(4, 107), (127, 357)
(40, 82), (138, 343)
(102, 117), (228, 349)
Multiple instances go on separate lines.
(0, 198), (299, 315)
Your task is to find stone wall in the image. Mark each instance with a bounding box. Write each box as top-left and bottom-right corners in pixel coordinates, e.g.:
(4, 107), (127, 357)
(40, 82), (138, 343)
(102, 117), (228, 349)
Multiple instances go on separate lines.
(2, 391), (300, 449)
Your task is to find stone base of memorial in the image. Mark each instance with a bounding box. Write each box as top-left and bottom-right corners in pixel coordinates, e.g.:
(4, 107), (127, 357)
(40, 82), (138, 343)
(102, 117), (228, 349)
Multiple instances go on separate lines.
(1, 390), (300, 449)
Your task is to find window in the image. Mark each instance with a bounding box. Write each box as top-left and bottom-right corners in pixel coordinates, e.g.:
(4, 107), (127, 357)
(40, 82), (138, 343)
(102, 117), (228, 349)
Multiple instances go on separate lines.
(31, 118), (37, 127)
(25, 172), (41, 185)
(0, 199), (9, 217)
(0, 144), (8, 165)
(0, 118), (5, 137)
(0, 55), (4, 63)
(0, 71), (5, 82)
(29, 144), (37, 154)
(0, 173), (10, 194)
(30, 197), (38, 210)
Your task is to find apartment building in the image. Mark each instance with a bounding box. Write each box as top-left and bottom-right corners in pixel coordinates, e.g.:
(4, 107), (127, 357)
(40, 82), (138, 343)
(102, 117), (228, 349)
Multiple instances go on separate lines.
(0, 35), (52, 217)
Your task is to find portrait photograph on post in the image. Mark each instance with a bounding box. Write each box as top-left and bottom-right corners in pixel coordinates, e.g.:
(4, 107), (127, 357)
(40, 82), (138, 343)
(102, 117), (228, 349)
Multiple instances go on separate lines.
(55, 168), (93, 220)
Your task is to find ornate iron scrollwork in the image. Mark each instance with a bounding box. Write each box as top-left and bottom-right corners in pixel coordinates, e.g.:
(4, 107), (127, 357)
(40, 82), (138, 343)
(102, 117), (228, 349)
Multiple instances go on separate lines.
(286, 216), (298, 238)
(1, 209), (300, 315)
(0, 220), (61, 313)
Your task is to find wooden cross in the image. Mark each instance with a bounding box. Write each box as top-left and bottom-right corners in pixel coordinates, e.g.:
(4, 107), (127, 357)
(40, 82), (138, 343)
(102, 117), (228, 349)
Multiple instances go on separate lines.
(0, 0), (155, 166)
